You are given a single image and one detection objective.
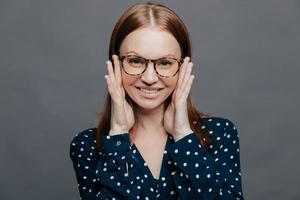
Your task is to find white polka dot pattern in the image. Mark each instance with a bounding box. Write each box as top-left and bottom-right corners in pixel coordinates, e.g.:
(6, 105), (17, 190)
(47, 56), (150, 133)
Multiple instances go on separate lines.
(69, 117), (244, 199)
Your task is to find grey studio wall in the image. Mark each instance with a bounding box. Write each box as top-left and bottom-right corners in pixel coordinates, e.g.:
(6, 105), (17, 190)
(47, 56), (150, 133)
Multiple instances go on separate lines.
(0, 0), (299, 199)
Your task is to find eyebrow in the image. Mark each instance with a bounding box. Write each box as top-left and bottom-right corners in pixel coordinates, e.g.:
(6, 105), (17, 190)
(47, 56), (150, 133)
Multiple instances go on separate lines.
(124, 51), (178, 59)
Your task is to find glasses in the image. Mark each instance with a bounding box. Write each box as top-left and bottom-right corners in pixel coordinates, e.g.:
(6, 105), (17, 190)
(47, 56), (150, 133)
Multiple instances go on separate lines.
(119, 55), (183, 78)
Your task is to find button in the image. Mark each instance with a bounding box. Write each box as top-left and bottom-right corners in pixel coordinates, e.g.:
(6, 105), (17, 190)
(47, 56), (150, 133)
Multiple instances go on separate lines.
(116, 140), (121, 146)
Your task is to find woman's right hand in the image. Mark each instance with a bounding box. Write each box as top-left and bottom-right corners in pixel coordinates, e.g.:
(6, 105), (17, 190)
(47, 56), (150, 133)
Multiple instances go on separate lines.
(104, 54), (135, 136)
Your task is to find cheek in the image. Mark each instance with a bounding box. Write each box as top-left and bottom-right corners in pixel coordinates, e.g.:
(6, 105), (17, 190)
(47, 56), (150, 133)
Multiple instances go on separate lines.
(164, 76), (178, 90)
(121, 71), (137, 90)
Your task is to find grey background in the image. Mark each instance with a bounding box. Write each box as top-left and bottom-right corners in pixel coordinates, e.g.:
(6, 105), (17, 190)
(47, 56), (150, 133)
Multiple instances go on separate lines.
(0, 0), (299, 199)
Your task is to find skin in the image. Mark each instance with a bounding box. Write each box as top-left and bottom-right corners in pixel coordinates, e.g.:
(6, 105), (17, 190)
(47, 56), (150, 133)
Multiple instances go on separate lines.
(104, 26), (195, 179)
(104, 26), (194, 179)
(105, 26), (195, 142)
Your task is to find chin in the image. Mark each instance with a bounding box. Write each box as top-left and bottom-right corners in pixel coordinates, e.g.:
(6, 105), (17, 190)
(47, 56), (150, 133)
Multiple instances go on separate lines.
(135, 100), (164, 111)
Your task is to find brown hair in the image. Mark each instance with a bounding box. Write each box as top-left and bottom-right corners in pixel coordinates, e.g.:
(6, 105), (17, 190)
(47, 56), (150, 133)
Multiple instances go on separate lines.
(96, 2), (217, 152)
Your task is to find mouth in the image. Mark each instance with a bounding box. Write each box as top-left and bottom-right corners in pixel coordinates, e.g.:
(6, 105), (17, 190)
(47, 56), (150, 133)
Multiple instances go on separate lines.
(135, 87), (164, 98)
(135, 87), (164, 93)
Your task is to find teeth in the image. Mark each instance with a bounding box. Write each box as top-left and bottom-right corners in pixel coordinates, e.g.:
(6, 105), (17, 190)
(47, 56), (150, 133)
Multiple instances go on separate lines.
(140, 88), (159, 94)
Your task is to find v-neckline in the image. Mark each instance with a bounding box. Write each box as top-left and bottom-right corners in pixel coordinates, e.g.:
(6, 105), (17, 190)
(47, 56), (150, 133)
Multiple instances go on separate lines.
(132, 134), (171, 182)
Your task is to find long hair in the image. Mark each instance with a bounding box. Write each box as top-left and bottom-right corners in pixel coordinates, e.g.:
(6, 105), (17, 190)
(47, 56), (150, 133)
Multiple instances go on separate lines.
(96, 2), (217, 152)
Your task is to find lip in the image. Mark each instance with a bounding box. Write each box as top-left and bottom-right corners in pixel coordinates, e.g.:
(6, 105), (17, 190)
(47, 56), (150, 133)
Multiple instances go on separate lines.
(135, 86), (164, 90)
(135, 87), (163, 99)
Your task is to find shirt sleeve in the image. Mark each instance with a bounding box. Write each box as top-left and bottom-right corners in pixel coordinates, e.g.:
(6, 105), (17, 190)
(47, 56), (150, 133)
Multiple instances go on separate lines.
(168, 118), (244, 200)
(70, 132), (104, 199)
(70, 131), (141, 200)
(95, 133), (141, 199)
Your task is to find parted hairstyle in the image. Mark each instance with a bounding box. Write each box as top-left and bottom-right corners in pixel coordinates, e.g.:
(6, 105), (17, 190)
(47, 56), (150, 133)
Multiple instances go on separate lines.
(96, 2), (217, 152)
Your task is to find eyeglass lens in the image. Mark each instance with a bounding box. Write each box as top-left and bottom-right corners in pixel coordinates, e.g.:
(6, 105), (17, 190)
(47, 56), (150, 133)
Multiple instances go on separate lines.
(123, 55), (179, 77)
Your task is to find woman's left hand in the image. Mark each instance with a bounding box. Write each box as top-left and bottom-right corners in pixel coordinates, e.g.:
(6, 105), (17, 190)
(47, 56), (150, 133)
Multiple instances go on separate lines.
(163, 56), (195, 142)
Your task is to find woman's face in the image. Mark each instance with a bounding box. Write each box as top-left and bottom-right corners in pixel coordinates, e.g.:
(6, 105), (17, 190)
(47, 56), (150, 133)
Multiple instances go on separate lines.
(119, 27), (182, 111)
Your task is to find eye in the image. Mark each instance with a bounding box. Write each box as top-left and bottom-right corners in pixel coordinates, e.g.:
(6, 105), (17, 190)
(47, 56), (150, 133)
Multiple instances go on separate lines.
(159, 60), (172, 65)
(129, 58), (141, 64)
(157, 58), (175, 66)
(127, 56), (145, 65)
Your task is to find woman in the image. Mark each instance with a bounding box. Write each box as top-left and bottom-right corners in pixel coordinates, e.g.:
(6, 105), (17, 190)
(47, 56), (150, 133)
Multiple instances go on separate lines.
(70, 2), (244, 199)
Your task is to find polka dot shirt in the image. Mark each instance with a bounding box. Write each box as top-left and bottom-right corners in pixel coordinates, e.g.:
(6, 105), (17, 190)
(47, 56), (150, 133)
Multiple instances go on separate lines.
(69, 117), (244, 199)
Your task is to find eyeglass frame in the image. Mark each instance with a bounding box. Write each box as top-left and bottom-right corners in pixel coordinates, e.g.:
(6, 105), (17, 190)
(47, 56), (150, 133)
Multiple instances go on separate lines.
(119, 54), (184, 78)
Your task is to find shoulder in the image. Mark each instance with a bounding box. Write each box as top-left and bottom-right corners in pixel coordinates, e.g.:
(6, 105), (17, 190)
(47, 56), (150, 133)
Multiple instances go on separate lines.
(200, 116), (240, 148)
(69, 127), (98, 158)
(70, 127), (97, 146)
(201, 116), (239, 132)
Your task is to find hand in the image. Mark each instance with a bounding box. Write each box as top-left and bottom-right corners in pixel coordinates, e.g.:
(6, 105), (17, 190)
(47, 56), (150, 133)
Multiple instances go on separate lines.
(163, 56), (195, 142)
(104, 54), (135, 136)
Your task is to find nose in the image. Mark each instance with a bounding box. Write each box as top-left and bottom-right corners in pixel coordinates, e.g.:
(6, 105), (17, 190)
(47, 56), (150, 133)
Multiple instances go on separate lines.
(140, 61), (159, 83)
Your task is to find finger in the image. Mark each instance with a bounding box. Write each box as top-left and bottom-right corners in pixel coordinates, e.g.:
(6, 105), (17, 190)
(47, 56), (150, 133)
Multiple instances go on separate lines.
(104, 74), (114, 98)
(181, 74), (195, 99)
(177, 57), (190, 87)
(106, 60), (117, 88)
(174, 57), (190, 100)
(178, 62), (193, 97)
(182, 62), (193, 88)
(106, 60), (120, 101)
(112, 54), (122, 86)
(105, 74), (122, 105)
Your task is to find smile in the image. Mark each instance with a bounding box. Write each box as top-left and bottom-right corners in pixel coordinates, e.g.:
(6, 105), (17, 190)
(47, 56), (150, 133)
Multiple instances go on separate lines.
(135, 87), (164, 98)
(140, 88), (159, 93)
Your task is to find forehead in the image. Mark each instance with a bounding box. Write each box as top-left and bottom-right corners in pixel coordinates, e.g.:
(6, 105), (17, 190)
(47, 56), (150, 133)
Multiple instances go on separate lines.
(119, 27), (181, 58)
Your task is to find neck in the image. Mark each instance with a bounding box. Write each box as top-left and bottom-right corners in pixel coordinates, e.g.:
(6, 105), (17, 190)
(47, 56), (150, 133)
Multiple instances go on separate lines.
(130, 103), (168, 143)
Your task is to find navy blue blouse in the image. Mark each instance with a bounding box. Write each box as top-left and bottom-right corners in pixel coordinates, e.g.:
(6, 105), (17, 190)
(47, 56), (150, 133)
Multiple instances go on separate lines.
(70, 117), (244, 199)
